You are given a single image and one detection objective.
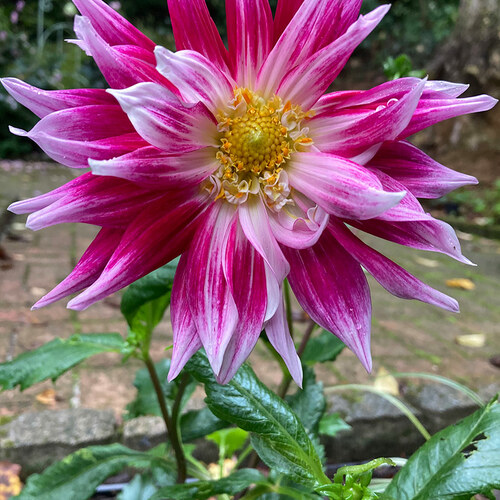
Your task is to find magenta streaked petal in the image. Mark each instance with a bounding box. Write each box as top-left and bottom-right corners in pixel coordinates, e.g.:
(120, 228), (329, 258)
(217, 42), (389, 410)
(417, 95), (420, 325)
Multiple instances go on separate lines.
(329, 221), (459, 312)
(287, 152), (405, 220)
(184, 202), (239, 375)
(226, 0), (273, 87)
(402, 94), (498, 138)
(265, 296), (303, 387)
(273, 0), (304, 42)
(283, 230), (373, 372)
(90, 146), (218, 189)
(168, 254), (203, 382)
(73, 0), (155, 51)
(258, 0), (363, 97)
(217, 217), (267, 384)
(108, 82), (218, 154)
(155, 47), (234, 112)
(1, 78), (114, 118)
(167, 0), (229, 73)
(74, 16), (171, 89)
(310, 78), (425, 157)
(350, 217), (474, 265)
(238, 197), (290, 283)
(33, 228), (123, 309)
(368, 141), (478, 199)
(312, 90), (364, 115)
(422, 80), (469, 99)
(67, 192), (211, 310)
(276, 5), (389, 109)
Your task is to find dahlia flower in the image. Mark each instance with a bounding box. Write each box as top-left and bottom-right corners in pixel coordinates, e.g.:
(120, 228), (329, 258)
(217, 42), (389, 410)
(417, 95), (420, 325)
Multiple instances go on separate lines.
(3, 0), (496, 385)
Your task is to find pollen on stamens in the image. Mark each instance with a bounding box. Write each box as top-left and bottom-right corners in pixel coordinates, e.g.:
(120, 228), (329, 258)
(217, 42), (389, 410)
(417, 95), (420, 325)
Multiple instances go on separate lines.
(214, 88), (312, 209)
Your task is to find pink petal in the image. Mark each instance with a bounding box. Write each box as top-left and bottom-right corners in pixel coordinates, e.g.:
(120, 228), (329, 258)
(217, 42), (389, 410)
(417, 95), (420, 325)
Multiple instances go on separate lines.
(1, 78), (115, 118)
(226, 0), (273, 87)
(217, 217), (268, 384)
(258, 0), (363, 97)
(283, 231), (373, 372)
(167, 0), (229, 73)
(67, 192), (211, 310)
(108, 82), (218, 154)
(89, 146), (218, 189)
(329, 221), (459, 312)
(183, 202), (239, 376)
(287, 152), (405, 220)
(9, 105), (146, 168)
(273, 0), (304, 42)
(32, 228), (123, 309)
(422, 81), (469, 99)
(168, 255), (203, 382)
(74, 16), (171, 89)
(401, 94), (498, 138)
(155, 47), (234, 112)
(73, 0), (155, 50)
(310, 78), (425, 157)
(276, 5), (389, 109)
(368, 141), (478, 199)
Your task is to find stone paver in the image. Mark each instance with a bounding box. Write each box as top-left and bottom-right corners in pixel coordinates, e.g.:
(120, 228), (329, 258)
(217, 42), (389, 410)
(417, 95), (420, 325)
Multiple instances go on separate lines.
(1, 161), (499, 420)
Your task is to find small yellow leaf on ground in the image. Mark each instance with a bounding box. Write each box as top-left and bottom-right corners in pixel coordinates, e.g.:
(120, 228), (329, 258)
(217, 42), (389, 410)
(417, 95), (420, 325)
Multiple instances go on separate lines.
(36, 389), (57, 406)
(374, 367), (400, 396)
(456, 334), (486, 348)
(0, 462), (22, 499)
(445, 278), (476, 290)
(414, 256), (440, 268)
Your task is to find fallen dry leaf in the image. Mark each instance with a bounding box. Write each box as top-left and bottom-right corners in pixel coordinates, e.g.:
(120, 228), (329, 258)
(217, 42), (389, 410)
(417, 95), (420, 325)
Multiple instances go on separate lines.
(36, 389), (57, 406)
(446, 278), (476, 290)
(374, 367), (400, 396)
(414, 256), (440, 268)
(0, 462), (22, 499)
(456, 334), (486, 348)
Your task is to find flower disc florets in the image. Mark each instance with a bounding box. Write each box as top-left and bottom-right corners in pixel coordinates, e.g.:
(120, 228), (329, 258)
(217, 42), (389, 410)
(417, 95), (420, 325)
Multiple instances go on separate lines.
(215, 88), (313, 210)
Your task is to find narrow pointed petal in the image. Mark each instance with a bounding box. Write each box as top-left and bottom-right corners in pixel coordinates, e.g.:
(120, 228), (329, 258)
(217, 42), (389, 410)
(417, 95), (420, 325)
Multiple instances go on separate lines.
(33, 228), (123, 309)
(368, 141), (478, 199)
(168, 254), (203, 382)
(329, 221), (459, 312)
(276, 5), (390, 109)
(108, 82), (217, 154)
(67, 192), (211, 310)
(265, 297), (303, 387)
(283, 231), (373, 372)
(13, 105), (146, 168)
(167, 0), (229, 73)
(155, 47), (234, 112)
(184, 202), (239, 376)
(258, 0), (363, 97)
(273, 0), (304, 42)
(73, 0), (155, 50)
(287, 152), (405, 220)
(217, 218), (267, 384)
(226, 0), (273, 87)
(1, 78), (114, 118)
(238, 197), (290, 282)
(422, 81), (469, 99)
(310, 78), (425, 157)
(90, 146), (218, 189)
(74, 16), (171, 89)
(401, 94), (498, 138)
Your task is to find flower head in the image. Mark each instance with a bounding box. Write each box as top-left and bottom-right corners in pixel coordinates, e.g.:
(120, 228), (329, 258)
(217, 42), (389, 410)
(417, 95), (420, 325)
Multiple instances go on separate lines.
(3, 0), (497, 385)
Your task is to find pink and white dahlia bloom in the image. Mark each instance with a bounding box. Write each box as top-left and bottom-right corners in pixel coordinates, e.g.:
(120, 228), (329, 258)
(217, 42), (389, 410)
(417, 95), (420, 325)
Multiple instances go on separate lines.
(3, 0), (497, 385)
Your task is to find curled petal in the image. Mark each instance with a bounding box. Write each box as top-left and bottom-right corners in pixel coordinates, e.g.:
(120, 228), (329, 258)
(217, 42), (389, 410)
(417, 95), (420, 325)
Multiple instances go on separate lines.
(329, 221), (459, 312)
(287, 152), (405, 220)
(108, 82), (218, 153)
(283, 231), (373, 372)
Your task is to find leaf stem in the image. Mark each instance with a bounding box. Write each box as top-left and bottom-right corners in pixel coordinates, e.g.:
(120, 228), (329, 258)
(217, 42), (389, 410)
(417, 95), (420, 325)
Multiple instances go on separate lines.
(144, 355), (187, 483)
(284, 279), (294, 339)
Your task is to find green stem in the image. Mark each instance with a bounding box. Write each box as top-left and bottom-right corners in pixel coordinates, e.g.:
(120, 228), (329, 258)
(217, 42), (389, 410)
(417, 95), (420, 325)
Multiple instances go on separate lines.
(283, 279), (294, 340)
(144, 355), (187, 483)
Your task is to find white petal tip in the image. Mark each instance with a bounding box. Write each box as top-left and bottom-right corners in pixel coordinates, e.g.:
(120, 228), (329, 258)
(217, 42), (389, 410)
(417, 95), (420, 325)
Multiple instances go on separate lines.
(67, 298), (88, 311)
(8, 126), (28, 137)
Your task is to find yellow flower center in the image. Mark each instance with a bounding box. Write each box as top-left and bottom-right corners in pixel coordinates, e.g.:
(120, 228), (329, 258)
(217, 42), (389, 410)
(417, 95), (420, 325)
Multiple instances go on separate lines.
(214, 88), (313, 209)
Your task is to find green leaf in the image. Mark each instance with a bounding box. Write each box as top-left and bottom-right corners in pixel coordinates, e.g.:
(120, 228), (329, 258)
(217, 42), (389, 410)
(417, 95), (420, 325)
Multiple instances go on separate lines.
(206, 428), (249, 459)
(117, 474), (158, 500)
(150, 469), (266, 500)
(384, 398), (500, 500)
(0, 334), (125, 391)
(16, 444), (172, 500)
(121, 258), (179, 335)
(187, 352), (329, 488)
(180, 407), (228, 442)
(301, 330), (345, 365)
(319, 413), (351, 438)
